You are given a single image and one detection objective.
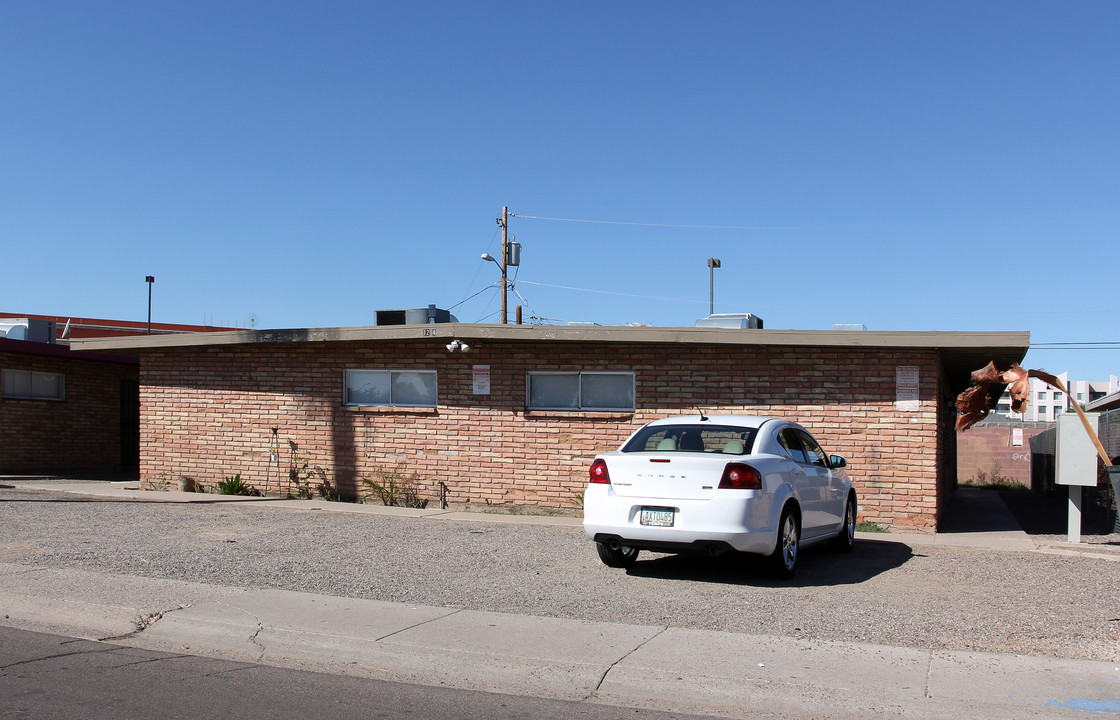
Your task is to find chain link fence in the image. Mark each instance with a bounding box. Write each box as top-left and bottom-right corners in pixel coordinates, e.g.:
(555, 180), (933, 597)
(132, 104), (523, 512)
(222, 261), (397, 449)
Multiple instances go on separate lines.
(1028, 407), (1119, 533)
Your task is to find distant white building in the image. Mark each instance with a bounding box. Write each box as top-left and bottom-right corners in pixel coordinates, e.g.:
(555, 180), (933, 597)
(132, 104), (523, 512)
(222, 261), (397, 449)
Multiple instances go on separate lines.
(993, 373), (1120, 421)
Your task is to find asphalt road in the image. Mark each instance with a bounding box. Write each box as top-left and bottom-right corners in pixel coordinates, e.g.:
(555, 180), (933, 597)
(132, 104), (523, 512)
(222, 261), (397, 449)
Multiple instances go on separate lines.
(1, 626), (727, 720)
(2, 485), (1118, 663)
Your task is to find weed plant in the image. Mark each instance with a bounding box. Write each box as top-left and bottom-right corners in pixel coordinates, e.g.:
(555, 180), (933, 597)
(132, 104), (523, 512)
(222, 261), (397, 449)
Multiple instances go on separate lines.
(361, 465), (429, 509)
(217, 473), (258, 496)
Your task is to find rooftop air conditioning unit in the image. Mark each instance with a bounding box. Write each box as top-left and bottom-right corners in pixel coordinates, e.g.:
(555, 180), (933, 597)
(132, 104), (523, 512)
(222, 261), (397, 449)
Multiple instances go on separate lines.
(375, 305), (458, 326)
(0, 318), (56, 343)
(694, 313), (763, 330)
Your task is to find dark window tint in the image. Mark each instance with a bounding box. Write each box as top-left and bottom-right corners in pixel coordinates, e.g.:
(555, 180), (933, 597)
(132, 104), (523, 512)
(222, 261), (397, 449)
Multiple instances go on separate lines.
(622, 425), (758, 454)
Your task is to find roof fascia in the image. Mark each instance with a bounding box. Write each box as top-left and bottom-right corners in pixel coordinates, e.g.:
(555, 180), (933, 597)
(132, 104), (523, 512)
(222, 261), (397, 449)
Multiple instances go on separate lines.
(71, 323), (1029, 355)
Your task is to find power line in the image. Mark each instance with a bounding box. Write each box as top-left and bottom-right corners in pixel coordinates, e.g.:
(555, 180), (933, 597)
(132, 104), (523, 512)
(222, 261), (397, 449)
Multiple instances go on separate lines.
(447, 282), (500, 312)
(519, 279), (705, 305)
(515, 213), (1120, 232)
(518, 279), (1120, 317)
(1030, 344), (1120, 351)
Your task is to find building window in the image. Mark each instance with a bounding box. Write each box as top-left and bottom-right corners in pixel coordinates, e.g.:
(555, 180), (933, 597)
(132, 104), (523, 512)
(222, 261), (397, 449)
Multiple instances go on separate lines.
(1037, 406), (1049, 420)
(1054, 392), (1063, 401)
(527, 372), (635, 411)
(1, 369), (65, 400)
(1037, 391), (1047, 401)
(343, 370), (437, 407)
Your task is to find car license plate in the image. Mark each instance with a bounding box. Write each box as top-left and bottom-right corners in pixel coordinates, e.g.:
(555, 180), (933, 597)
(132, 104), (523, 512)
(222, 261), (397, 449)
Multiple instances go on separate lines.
(640, 507), (674, 527)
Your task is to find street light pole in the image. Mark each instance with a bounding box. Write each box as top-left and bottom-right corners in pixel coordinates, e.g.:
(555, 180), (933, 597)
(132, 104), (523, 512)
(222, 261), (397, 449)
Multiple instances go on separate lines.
(707, 258), (721, 316)
(145, 275), (155, 334)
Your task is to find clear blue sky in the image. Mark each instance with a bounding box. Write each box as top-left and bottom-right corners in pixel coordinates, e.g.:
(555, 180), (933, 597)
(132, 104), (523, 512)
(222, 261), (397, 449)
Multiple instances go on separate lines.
(3, 1), (1117, 381)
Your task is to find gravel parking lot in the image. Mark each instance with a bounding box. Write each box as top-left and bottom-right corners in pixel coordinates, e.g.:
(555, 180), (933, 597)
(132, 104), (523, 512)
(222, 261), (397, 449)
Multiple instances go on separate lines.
(2, 486), (1118, 663)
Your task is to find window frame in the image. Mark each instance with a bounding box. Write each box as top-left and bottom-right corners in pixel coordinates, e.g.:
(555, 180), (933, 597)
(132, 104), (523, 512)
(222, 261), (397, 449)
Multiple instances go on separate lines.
(526, 371), (635, 412)
(343, 369), (438, 408)
(1, 369), (66, 401)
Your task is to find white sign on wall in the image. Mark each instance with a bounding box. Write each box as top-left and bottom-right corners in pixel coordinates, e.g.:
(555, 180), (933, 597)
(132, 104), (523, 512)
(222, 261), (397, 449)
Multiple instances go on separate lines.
(472, 365), (491, 395)
(896, 366), (920, 411)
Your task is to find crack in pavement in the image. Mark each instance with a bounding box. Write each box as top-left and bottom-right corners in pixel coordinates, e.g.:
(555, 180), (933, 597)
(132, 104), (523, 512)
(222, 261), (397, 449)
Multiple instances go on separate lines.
(589, 625), (669, 697)
(211, 600), (266, 657)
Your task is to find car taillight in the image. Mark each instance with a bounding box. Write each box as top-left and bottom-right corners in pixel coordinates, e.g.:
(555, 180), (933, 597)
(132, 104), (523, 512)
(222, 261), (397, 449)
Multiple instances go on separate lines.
(589, 459), (610, 484)
(719, 462), (761, 490)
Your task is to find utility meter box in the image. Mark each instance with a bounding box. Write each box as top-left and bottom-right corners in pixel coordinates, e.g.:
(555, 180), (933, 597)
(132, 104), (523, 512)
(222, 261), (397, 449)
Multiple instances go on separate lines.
(1056, 412), (1100, 486)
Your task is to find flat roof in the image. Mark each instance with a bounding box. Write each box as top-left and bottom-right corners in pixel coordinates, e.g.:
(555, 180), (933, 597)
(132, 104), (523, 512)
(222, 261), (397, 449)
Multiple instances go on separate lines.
(0, 337), (138, 365)
(72, 323), (1029, 392)
(1087, 390), (1120, 413)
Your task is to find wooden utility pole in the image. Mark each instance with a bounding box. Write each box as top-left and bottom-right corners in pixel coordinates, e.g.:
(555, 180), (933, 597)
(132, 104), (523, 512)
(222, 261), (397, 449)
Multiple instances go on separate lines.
(500, 206), (509, 324)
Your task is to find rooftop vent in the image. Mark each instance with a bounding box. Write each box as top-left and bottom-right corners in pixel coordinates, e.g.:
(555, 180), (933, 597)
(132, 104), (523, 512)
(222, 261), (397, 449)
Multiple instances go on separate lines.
(833, 323), (867, 331)
(694, 313), (763, 329)
(375, 305), (457, 326)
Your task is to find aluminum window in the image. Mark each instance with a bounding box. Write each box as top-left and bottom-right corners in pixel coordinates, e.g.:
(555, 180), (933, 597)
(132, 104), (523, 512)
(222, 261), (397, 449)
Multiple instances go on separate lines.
(344, 370), (437, 407)
(527, 372), (635, 411)
(2, 369), (65, 401)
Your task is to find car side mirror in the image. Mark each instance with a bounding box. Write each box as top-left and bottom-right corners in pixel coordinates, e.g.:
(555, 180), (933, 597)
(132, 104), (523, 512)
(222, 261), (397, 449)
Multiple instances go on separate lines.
(829, 455), (847, 468)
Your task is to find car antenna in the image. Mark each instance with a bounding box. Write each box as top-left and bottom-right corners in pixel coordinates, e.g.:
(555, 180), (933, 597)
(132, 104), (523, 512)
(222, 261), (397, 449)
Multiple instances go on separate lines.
(695, 406), (709, 422)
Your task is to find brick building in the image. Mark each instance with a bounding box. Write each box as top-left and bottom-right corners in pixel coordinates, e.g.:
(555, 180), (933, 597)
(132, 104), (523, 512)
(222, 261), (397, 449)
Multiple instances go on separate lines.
(1, 313), (229, 476)
(0, 338), (139, 473)
(955, 420), (1052, 488)
(74, 324), (1027, 532)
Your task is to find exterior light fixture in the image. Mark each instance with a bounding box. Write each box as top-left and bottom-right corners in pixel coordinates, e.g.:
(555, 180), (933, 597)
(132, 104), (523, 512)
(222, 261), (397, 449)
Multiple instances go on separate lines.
(706, 258), (720, 316)
(445, 340), (470, 353)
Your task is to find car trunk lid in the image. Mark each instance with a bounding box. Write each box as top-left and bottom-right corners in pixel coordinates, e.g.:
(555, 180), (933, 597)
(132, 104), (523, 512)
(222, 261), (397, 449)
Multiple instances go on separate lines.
(604, 453), (729, 500)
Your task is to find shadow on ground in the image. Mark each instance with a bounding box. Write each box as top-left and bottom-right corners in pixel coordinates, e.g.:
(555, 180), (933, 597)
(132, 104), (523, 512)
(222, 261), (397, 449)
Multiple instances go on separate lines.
(623, 539), (917, 588)
(946, 486), (1117, 539)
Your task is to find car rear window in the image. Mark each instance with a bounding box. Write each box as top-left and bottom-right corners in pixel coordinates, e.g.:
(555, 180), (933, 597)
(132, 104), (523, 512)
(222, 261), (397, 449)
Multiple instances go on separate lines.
(621, 425), (758, 455)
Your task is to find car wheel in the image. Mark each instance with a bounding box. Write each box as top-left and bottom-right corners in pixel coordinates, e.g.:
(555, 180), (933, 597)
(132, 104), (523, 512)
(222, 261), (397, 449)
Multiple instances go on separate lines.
(832, 495), (856, 552)
(766, 506), (800, 580)
(596, 541), (639, 568)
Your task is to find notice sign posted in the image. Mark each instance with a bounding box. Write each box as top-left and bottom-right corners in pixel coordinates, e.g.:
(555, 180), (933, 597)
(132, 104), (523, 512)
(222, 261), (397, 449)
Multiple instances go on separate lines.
(896, 366), (920, 411)
(472, 365), (491, 395)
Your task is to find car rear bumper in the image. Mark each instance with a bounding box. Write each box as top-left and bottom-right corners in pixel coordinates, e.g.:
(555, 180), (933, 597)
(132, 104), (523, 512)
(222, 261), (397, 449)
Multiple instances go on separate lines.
(589, 533), (741, 556)
(582, 486), (778, 555)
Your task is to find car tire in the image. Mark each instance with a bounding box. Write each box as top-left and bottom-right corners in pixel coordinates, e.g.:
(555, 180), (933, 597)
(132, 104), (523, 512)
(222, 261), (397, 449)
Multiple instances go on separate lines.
(832, 495), (856, 552)
(766, 506), (800, 580)
(596, 541), (639, 568)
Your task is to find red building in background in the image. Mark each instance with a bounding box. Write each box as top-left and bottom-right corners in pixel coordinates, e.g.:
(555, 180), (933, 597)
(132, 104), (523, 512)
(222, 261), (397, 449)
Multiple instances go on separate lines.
(2, 313), (231, 342)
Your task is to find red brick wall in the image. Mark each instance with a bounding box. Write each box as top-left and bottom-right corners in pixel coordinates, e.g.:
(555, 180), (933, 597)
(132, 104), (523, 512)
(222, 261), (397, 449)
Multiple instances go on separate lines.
(1, 349), (138, 473)
(956, 422), (1050, 487)
(139, 340), (949, 531)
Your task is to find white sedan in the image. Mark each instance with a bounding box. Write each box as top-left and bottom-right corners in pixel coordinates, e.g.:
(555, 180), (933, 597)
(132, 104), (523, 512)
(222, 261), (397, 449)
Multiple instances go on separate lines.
(583, 415), (857, 579)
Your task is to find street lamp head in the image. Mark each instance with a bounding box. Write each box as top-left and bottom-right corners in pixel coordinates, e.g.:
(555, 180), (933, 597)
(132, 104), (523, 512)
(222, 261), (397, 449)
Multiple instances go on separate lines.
(481, 253), (497, 264)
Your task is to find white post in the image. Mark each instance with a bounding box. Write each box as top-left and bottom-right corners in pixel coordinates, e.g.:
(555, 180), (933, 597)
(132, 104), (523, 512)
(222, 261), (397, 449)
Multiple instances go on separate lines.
(1067, 485), (1082, 545)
